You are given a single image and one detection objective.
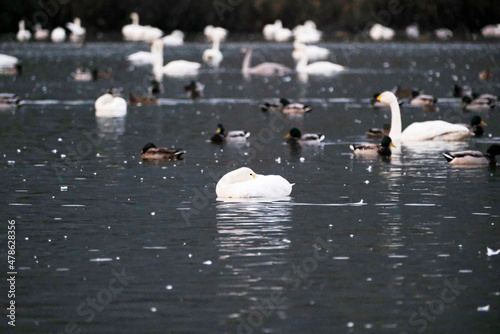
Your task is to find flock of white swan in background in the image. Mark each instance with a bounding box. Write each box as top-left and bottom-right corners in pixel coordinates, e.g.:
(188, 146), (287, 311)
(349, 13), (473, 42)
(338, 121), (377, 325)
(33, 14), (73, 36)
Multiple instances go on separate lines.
(3, 14), (500, 198)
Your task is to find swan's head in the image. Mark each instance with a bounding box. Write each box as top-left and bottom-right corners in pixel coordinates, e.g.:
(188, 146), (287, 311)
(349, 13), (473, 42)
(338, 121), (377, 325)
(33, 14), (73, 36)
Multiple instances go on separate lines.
(285, 128), (301, 139)
(142, 142), (156, 154)
(274, 20), (283, 28)
(304, 20), (317, 29)
(74, 18), (81, 26)
(171, 30), (184, 38)
(151, 39), (163, 52)
(204, 25), (214, 35)
(130, 12), (139, 20)
(470, 116), (486, 127)
(228, 167), (256, 183)
(376, 91), (398, 105)
(486, 144), (500, 157)
(381, 136), (396, 148)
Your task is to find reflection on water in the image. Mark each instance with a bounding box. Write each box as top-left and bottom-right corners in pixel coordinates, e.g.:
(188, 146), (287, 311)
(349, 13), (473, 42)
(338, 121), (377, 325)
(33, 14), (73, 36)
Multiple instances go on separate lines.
(96, 116), (126, 137)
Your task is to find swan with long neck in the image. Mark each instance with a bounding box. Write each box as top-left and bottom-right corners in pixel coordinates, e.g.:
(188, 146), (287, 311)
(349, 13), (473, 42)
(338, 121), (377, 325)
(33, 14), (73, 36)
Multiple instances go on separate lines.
(17, 20), (31, 42)
(377, 91), (472, 142)
(153, 39), (200, 78)
(295, 47), (344, 75)
(202, 36), (223, 67)
(241, 48), (291, 76)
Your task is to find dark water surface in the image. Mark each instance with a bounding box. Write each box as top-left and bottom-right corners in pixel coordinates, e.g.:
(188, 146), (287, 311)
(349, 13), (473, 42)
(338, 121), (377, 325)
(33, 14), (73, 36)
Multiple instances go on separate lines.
(1, 41), (500, 333)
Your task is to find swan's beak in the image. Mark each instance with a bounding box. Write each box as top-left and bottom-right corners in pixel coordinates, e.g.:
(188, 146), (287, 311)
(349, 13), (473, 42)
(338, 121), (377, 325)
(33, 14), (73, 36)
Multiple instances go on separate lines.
(376, 94), (382, 101)
(252, 174), (255, 179)
(481, 121), (487, 126)
(285, 133), (291, 138)
(390, 142), (396, 148)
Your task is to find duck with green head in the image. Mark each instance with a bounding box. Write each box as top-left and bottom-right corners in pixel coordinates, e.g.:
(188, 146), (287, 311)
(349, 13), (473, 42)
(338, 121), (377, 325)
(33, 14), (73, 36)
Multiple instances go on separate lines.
(285, 128), (324, 145)
(350, 136), (395, 157)
(210, 123), (250, 144)
(443, 144), (500, 165)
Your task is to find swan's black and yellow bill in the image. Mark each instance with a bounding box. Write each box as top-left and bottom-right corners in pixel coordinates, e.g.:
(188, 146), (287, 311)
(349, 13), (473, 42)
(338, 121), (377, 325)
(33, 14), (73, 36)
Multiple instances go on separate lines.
(376, 94), (382, 101)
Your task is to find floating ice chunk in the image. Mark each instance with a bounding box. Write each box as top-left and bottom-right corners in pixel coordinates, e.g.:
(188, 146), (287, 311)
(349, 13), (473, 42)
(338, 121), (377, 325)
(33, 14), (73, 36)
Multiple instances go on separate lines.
(90, 258), (113, 262)
(58, 138), (63, 142)
(60, 186), (68, 191)
(166, 285), (173, 290)
(151, 212), (156, 216)
(487, 248), (500, 256)
(347, 322), (354, 328)
(275, 157), (281, 164)
(203, 260), (212, 265)
(151, 307), (157, 312)
(477, 305), (490, 312)
(299, 157), (305, 163)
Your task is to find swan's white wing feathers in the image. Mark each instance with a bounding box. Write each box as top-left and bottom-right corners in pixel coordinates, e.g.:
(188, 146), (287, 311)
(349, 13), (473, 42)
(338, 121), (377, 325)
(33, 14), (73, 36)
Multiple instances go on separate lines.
(401, 120), (471, 141)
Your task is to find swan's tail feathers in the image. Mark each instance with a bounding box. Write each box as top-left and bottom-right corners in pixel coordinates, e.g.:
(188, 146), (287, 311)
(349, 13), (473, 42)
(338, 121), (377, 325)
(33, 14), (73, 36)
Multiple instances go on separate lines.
(304, 105), (312, 113)
(443, 152), (454, 163)
(349, 144), (355, 151)
(290, 183), (295, 187)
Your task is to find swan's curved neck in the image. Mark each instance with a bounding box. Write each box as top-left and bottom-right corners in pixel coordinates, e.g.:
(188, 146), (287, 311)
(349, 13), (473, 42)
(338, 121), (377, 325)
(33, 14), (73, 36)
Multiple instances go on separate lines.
(132, 14), (139, 25)
(212, 37), (221, 51)
(296, 51), (308, 71)
(152, 43), (164, 79)
(242, 49), (252, 73)
(388, 101), (402, 139)
(19, 21), (25, 30)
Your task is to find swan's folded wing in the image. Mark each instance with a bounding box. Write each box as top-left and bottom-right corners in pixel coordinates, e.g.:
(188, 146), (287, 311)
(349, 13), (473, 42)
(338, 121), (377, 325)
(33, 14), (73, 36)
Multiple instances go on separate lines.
(401, 120), (471, 141)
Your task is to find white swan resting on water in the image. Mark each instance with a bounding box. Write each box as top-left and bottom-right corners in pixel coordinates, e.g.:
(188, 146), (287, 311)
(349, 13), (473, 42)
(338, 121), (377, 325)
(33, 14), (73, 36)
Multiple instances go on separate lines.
(216, 167), (294, 198)
(152, 39), (201, 77)
(202, 36), (223, 67)
(162, 30), (184, 46)
(295, 45), (344, 75)
(122, 13), (163, 41)
(127, 42), (157, 65)
(377, 91), (472, 142)
(0, 54), (19, 68)
(17, 20), (31, 42)
(292, 42), (329, 62)
(51, 27), (66, 43)
(95, 90), (127, 117)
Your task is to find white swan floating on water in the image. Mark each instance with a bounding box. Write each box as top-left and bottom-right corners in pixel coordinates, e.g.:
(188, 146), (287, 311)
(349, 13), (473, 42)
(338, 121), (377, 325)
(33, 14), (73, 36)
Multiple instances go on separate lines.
(152, 39), (200, 77)
(216, 167), (294, 199)
(95, 90), (127, 117)
(376, 91), (471, 142)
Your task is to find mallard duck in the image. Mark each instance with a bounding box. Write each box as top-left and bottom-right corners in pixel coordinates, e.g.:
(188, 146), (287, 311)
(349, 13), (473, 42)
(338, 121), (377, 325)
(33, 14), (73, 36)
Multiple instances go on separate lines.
(462, 94), (497, 110)
(350, 136), (395, 157)
(261, 98), (311, 114)
(184, 81), (204, 99)
(141, 143), (185, 160)
(129, 92), (158, 106)
(467, 116), (487, 137)
(285, 128), (325, 145)
(392, 86), (420, 99)
(443, 144), (500, 165)
(377, 91), (471, 142)
(366, 123), (391, 138)
(216, 167), (293, 198)
(0, 93), (21, 108)
(210, 124), (250, 144)
(410, 91), (437, 107)
(452, 84), (472, 98)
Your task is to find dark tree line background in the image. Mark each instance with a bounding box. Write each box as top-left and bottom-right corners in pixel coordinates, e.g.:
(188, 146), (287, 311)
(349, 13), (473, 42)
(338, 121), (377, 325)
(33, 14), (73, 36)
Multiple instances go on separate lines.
(1, 0), (499, 37)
